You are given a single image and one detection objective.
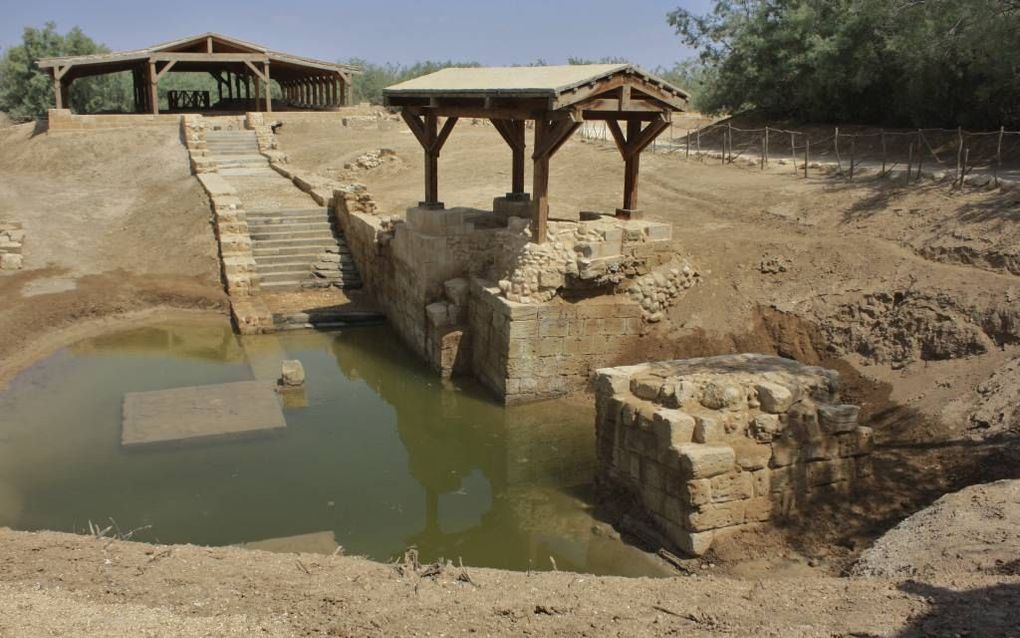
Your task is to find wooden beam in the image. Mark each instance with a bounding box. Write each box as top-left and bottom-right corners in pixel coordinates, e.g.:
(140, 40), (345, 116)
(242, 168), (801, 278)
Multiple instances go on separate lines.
(400, 110), (430, 148)
(605, 120), (626, 154)
(243, 60), (268, 82)
(151, 52), (268, 63)
(434, 116), (458, 153)
(492, 119), (527, 194)
(154, 60), (177, 82)
(532, 117), (580, 160)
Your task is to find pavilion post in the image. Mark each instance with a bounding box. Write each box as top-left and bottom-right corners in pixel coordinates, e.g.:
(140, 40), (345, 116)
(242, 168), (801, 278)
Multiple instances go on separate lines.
(264, 63), (272, 113)
(400, 109), (458, 209)
(606, 116), (670, 219)
(254, 73), (261, 112)
(147, 61), (159, 114)
(491, 119), (527, 198)
(531, 116), (582, 243)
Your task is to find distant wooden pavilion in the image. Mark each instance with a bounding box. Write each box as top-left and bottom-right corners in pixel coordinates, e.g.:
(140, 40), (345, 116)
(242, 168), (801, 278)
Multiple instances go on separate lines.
(37, 32), (358, 114)
(383, 64), (688, 242)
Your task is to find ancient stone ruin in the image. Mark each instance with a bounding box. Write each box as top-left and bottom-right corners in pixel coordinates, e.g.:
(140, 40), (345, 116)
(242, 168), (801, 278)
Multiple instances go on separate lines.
(0, 222), (24, 271)
(594, 354), (874, 555)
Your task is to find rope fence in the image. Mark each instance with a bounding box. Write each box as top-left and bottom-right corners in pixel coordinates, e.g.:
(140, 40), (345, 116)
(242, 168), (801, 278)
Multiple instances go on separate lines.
(579, 120), (1020, 189)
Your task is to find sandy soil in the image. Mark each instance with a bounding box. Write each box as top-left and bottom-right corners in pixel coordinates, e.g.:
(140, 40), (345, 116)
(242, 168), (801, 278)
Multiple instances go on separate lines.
(0, 113), (1017, 635)
(0, 122), (228, 387)
(0, 528), (1017, 637)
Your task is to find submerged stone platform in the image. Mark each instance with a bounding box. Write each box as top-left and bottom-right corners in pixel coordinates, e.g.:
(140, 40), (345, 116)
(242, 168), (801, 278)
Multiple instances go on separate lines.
(122, 380), (286, 448)
(594, 354), (874, 556)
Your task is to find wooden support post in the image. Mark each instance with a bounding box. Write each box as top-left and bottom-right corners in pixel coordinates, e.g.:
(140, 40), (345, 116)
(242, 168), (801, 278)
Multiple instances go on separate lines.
(606, 115), (669, 217)
(491, 119), (527, 196)
(52, 70), (63, 109)
(254, 73), (261, 112)
(529, 115), (582, 242)
(400, 110), (458, 209)
(264, 63), (271, 113)
(148, 61), (159, 114)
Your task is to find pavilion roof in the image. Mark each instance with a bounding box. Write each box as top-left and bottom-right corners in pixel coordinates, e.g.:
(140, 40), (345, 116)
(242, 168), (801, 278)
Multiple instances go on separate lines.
(37, 32), (359, 77)
(384, 64), (688, 112)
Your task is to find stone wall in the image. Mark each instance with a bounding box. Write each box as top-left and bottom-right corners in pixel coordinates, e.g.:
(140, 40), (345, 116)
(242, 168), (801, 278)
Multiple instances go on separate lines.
(48, 109), (182, 131)
(0, 221), (24, 270)
(331, 190), (700, 403)
(594, 354), (874, 556)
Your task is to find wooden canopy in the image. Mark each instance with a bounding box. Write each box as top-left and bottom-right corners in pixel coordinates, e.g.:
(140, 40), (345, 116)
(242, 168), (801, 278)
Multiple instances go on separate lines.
(37, 32), (359, 114)
(384, 64), (688, 242)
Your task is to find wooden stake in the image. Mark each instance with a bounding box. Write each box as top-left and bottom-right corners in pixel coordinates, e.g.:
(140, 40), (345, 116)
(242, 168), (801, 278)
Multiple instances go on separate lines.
(849, 135), (855, 181)
(761, 126), (767, 170)
(995, 126), (1004, 187)
(962, 147), (970, 187)
(727, 122), (733, 164)
(907, 142), (914, 184)
(834, 127), (842, 176)
(804, 138), (809, 179)
(685, 129), (690, 160)
(696, 128), (701, 161)
(881, 131), (887, 177)
(914, 130), (922, 183)
(956, 126), (964, 187)
(790, 132), (797, 174)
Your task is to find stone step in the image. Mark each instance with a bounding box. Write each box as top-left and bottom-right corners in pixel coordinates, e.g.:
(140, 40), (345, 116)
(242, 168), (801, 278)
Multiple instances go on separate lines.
(251, 237), (343, 250)
(208, 148), (260, 154)
(260, 279), (364, 292)
(252, 246), (349, 259)
(257, 260), (358, 274)
(247, 220), (334, 232)
(253, 250), (345, 263)
(271, 308), (383, 331)
(245, 211), (328, 218)
(250, 229), (336, 241)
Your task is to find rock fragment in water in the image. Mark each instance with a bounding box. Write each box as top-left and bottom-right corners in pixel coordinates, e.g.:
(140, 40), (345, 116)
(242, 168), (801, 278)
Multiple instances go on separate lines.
(280, 359), (306, 387)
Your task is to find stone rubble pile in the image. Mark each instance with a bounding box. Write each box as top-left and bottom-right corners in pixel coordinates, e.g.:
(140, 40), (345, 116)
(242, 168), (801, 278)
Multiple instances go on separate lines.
(595, 354), (874, 556)
(624, 259), (699, 322)
(0, 221), (24, 270)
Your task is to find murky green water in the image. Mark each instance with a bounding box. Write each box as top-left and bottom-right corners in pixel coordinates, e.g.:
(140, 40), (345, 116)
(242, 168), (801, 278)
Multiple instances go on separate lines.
(0, 319), (669, 577)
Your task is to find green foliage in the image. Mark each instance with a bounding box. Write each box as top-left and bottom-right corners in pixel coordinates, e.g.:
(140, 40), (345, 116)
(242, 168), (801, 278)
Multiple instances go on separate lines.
(0, 22), (132, 119)
(341, 58), (481, 105)
(667, 0), (1020, 127)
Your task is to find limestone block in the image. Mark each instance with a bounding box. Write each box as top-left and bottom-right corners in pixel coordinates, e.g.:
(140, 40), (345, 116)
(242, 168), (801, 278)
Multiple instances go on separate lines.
(682, 479), (712, 507)
(630, 375), (664, 401)
(222, 256), (256, 276)
(770, 432), (801, 467)
(756, 381), (794, 413)
(687, 499), (746, 532)
(732, 440), (773, 471)
(745, 496), (773, 522)
(693, 415), (726, 443)
(443, 277), (469, 306)
(750, 469), (771, 497)
(671, 530), (715, 557)
(805, 459), (851, 487)
(0, 253), (23, 270)
(818, 404), (860, 434)
(700, 381), (744, 410)
(280, 360), (306, 387)
(803, 437), (840, 461)
(751, 413), (781, 443)
(677, 444), (735, 479)
(709, 471), (754, 503)
(650, 409), (696, 448)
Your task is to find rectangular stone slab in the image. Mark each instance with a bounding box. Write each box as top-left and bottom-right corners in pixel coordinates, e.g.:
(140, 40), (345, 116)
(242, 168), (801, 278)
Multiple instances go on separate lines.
(122, 380), (286, 448)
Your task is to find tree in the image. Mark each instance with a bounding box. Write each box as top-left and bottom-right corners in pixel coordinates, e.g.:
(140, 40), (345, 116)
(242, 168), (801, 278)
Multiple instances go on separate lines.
(0, 23), (133, 119)
(667, 0), (1020, 127)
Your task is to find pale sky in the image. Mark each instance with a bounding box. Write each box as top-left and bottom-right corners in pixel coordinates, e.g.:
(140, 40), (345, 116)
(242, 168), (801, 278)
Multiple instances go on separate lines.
(0, 0), (712, 69)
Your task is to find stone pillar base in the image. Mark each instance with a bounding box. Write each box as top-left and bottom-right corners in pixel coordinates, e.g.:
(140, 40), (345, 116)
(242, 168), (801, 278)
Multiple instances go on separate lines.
(493, 196), (535, 223)
(615, 208), (643, 220)
(418, 201), (445, 210)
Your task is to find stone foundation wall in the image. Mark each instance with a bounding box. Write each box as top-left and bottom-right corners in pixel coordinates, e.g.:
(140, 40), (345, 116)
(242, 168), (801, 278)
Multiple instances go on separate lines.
(594, 354), (874, 555)
(48, 109), (182, 130)
(0, 221), (24, 270)
(332, 190), (700, 403)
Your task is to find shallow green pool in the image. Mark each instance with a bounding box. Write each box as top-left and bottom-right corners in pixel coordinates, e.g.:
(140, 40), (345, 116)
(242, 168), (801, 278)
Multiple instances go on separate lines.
(0, 319), (669, 576)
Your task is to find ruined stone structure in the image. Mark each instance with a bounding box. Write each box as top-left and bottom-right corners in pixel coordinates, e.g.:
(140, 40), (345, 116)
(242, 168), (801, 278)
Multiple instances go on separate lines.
(0, 222), (24, 271)
(335, 194), (698, 403)
(593, 355), (874, 555)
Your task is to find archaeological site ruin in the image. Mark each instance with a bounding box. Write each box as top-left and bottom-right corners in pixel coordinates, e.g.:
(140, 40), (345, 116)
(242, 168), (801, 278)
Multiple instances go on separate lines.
(1, 14), (1018, 635)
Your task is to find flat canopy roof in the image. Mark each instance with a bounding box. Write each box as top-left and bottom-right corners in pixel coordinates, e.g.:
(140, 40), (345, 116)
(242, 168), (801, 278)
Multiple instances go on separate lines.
(384, 64), (689, 112)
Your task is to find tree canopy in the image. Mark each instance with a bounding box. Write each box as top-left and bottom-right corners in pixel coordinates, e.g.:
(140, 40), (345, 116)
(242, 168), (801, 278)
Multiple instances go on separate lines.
(668, 0), (1020, 127)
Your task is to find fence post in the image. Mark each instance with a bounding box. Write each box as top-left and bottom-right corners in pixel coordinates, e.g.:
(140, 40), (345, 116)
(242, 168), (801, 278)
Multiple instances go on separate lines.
(907, 142), (914, 183)
(881, 130), (887, 177)
(849, 135), (855, 182)
(963, 147), (970, 187)
(804, 138), (809, 179)
(697, 128), (701, 161)
(834, 127), (842, 176)
(914, 129), (923, 183)
(996, 126), (1004, 187)
(760, 127), (766, 170)
(790, 132), (797, 174)
(727, 122), (733, 164)
(956, 126), (964, 188)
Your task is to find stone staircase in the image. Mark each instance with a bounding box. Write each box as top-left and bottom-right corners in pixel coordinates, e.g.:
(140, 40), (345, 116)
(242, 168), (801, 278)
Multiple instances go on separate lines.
(248, 208), (362, 291)
(205, 130), (273, 175)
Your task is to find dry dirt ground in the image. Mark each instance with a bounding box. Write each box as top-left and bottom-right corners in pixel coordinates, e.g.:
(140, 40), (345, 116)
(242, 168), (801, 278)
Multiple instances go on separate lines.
(0, 120), (228, 387)
(0, 112), (1017, 635)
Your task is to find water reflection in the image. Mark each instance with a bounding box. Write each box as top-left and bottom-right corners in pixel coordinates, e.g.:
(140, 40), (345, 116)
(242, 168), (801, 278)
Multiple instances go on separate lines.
(0, 319), (670, 576)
